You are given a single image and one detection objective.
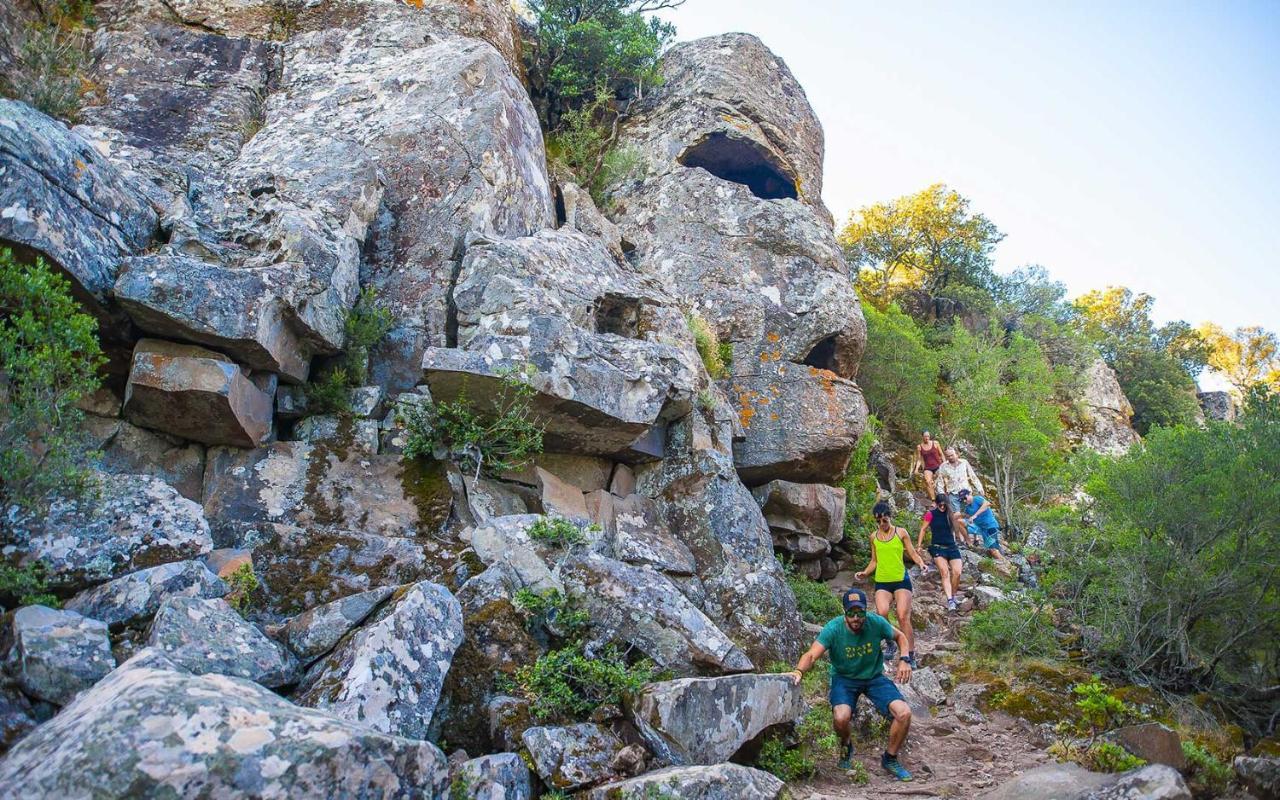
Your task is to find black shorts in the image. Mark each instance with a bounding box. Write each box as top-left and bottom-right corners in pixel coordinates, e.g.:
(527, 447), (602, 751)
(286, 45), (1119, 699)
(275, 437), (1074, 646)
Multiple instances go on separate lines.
(875, 575), (913, 593)
(929, 544), (962, 561)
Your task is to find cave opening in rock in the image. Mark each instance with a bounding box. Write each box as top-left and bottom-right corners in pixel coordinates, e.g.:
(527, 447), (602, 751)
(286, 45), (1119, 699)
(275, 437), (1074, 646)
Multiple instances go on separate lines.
(678, 132), (798, 200)
(801, 334), (840, 373)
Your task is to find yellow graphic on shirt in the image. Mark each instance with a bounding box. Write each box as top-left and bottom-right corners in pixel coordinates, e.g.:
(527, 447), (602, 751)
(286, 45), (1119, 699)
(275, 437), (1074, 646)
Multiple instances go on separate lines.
(845, 642), (876, 659)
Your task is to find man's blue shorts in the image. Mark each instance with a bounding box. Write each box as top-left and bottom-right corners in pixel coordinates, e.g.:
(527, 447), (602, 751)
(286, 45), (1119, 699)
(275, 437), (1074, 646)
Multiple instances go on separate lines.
(829, 673), (903, 717)
(975, 526), (1000, 550)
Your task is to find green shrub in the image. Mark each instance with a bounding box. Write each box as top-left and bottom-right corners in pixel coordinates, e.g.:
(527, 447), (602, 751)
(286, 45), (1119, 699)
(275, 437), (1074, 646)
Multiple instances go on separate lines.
(513, 587), (589, 641)
(399, 369), (544, 478)
(1181, 740), (1232, 796)
(522, 0), (675, 130)
(1071, 677), (1139, 737)
(836, 418), (881, 548)
(961, 600), (1061, 659)
(514, 643), (655, 722)
(0, 562), (60, 608)
(686, 312), (729, 379)
(756, 705), (839, 781)
(527, 516), (585, 548)
(303, 287), (392, 413)
(1083, 741), (1145, 773)
(856, 302), (939, 439)
(2, 1), (95, 120)
(783, 561), (842, 625)
(225, 563), (259, 615)
(0, 249), (104, 517)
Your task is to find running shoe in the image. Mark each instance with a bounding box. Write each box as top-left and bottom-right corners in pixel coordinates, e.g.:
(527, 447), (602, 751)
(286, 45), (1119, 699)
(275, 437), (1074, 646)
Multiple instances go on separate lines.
(838, 741), (855, 770)
(882, 752), (913, 781)
(907, 651), (918, 667)
(883, 640), (898, 663)
(947, 597), (958, 612)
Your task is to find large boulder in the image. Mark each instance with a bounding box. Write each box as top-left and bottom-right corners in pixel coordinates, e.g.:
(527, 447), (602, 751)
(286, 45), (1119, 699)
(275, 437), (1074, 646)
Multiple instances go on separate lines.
(451, 752), (534, 800)
(588, 764), (786, 799)
(522, 722), (627, 791)
(1198, 390), (1238, 422)
(607, 34), (868, 484)
(610, 494), (697, 575)
(147, 596), (298, 688)
(1111, 723), (1186, 770)
(2, 471), (213, 592)
(628, 674), (804, 765)
(752, 480), (845, 564)
(1078, 359), (1140, 455)
(3, 606), (115, 705)
(637, 413), (807, 666)
(980, 763), (1192, 800)
(0, 680), (36, 756)
(0, 650), (450, 798)
(423, 228), (699, 459)
(278, 586), (394, 664)
(123, 339), (275, 448)
(562, 552), (754, 674)
(296, 581), (464, 739)
(1234, 756), (1279, 800)
(91, 419), (207, 502)
(1081, 765), (1191, 799)
(0, 99), (157, 326)
(201, 442), (454, 544)
(64, 559), (228, 629)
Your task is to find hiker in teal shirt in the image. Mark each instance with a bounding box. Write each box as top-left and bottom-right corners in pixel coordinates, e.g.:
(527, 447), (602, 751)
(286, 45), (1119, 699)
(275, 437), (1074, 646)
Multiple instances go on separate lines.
(787, 587), (915, 782)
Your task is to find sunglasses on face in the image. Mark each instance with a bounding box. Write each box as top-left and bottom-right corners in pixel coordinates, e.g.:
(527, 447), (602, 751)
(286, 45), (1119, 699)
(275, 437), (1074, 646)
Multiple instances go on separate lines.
(845, 609), (866, 618)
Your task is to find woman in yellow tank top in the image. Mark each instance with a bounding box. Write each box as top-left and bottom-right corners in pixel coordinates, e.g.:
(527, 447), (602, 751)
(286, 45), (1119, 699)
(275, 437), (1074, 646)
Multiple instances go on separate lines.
(855, 501), (930, 666)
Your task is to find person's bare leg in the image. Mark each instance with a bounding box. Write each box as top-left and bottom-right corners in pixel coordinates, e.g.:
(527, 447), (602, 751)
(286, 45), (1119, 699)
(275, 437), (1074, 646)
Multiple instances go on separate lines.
(923, 470), (935, 498)
(886, 699), (912, 756)
(895, 588), (914, 652)
(833, 704), (853, 745)
(950, 559), (963, 597)
(876, 589), (892, 620)
(934, 556), (952, 599)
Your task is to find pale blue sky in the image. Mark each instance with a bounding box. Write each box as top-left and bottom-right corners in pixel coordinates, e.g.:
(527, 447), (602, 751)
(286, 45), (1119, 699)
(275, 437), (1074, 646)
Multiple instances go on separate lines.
(656, 1), (1280, 335)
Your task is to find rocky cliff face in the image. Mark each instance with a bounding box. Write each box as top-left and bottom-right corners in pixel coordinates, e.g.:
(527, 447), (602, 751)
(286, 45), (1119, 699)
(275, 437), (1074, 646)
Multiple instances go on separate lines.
(0, 1), (869, 794)
(1076, 358), (1140, 456)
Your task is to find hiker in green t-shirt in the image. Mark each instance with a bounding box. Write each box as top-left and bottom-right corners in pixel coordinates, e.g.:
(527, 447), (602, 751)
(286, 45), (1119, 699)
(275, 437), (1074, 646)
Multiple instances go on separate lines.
(786, 587), (915, 782)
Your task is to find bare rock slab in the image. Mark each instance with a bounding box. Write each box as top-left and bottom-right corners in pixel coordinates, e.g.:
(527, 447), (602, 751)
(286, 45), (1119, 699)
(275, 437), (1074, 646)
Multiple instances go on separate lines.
(65, 560), (228, 629)
(0, 650), (450, 798)
(123, 338), (274, 448)
(147, 596), (297, 688)
(4, 606), (115, 705)
(296, 581), (463, 739)
(522, 722), (626, 791)
(629, 674), (804, 765)
(1234, 756), (1280, 800)
(588, 764), (786, 799)
(751, 480), (845, 543)
(2, 471), (213, 592)
(563, 552), (753, 674)
(1112, 723), (1186, 770)
(279, 586), (394, 664)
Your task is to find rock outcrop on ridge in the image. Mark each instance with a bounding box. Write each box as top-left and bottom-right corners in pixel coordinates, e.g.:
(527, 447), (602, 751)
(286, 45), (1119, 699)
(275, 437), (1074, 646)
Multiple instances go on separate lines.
(0, 1), (881, 795)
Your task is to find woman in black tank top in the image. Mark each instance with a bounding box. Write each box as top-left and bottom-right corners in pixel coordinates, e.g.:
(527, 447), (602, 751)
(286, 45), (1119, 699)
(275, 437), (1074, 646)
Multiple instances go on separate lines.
(916, 494), (969, 612)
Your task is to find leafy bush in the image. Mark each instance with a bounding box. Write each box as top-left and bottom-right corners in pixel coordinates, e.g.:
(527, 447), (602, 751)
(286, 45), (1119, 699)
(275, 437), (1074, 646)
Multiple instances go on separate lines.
(304, 287), (393, 414)
(527, 516), (586, 548)
(686, 312), (730, 379)
(1066, 677), (1140, 739)
(514, 643), (655, 722)
(523, 0), (676, 130)
(756, 705), (840, 782)
(1084, 741), (1145, 773)
(857, 303), (938, 438)
(0, 562), (60, 608)
(783, 561), (842, 625)
(961, 600), (1061, 659)
(1048, 394), (1280, 738)
(836, 418), (880, 546)
(2, 1), (95, 120)
(399, 369), (544, 478)
(513, 587), (589, 641)
(0, 249), (104, 516)
(225, 563), (259, 615)
(1181, 740), (1233, 796)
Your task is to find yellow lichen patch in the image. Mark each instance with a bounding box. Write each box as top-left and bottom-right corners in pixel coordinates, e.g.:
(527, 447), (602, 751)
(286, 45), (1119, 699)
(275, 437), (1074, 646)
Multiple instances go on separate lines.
(766, 332), (781, 343)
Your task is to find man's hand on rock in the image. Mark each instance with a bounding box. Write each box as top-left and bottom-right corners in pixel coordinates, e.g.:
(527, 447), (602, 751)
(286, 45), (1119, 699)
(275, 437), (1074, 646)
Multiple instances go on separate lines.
(788, 670), (804, 685)
(895, 660), (912, 684)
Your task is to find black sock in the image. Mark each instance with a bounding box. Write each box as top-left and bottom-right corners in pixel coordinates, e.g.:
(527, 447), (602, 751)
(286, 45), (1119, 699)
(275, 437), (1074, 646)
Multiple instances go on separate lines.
(884, 750), (896, 760)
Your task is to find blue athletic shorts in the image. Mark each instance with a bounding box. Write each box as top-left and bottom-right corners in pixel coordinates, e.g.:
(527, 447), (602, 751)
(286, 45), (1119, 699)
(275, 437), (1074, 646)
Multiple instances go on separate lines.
(829, 673), (903, 717)
(976, 526), (1000, 550)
